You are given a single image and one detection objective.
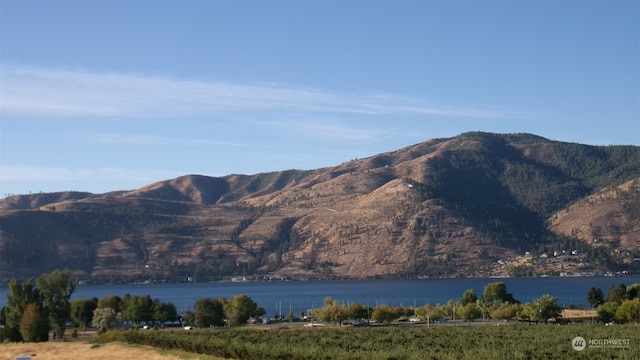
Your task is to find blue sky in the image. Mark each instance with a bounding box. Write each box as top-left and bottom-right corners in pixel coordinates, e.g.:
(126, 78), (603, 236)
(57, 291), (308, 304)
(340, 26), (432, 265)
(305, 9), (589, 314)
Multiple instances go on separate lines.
(1, 0), (638, 196)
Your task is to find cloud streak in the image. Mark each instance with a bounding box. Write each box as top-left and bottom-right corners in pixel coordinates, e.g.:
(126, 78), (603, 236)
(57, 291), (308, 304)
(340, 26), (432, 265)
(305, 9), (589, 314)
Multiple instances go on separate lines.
(0, 165), (170, 183)
(67, 132), (251, 148)
(1, 65), (521, 120)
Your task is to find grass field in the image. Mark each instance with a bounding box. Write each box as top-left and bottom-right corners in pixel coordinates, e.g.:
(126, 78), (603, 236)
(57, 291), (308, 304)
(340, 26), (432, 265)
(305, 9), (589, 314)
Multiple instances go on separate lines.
(0, 341), (225, 360)
(93, 323), (640, 360)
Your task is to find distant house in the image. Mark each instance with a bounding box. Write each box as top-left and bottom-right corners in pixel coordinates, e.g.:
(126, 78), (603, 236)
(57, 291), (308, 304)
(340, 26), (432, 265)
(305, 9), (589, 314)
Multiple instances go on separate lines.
(560, 309), (597, 323)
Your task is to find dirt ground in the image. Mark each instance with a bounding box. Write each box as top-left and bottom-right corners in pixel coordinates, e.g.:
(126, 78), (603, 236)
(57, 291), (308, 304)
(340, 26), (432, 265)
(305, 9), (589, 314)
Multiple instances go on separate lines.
(0, 341), (219, 360)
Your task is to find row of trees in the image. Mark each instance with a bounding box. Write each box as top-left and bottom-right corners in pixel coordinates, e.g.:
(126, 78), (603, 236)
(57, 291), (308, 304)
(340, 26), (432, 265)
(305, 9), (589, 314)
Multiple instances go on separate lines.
(0, 270), (76, 342)
(3, 273), (639, 343)
(308, 282), (564, 325)
(0, 271), (178, 342)
(587, 283), (640, 306)
(10, 290), (269, 335)
(77, 294), (177, 332)
(587, 283), (640, 324)
(181, 295), (265, 328)
(309, 282), (640, 326)
(1, 273), (266, 341)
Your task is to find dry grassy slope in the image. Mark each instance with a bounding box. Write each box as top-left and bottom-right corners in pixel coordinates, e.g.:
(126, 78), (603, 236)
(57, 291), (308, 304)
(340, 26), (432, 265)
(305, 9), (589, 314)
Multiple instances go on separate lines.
(0, 191), (95, 210)
(121, 175), (231, 204)
(1, 133), (639, 281)
(232, 144), (518, 279)
(548, 178), (640, 254)
(262, 178), (505, 279)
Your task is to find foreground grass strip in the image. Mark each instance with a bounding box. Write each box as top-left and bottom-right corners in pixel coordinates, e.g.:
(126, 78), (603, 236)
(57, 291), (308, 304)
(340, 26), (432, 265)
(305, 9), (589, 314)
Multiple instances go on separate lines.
(96, 324), (640, 360)
(0, 341), (208, 360)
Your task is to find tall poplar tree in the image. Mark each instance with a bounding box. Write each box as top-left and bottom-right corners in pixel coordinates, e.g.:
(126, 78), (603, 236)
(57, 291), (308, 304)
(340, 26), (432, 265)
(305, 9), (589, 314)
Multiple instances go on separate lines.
(36, 270), (77, 339)
(2, 278), (44, 342)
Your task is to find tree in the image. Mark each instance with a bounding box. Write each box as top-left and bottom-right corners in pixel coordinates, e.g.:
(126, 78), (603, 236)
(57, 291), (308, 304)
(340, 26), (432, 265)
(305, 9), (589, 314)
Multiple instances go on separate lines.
(19, 303), (50, 342)
(119, 294), (132, 322)
(317, 297), (347, 325)
(36, 270), (77, 339)
(0, 306), (6, 326)
(224, 295), (264, 325)
(152, 299), (177, 324)
(461, 289), (478, 305)
(97, 295), (123, 313)
(490, 302), (519, 321)
(615, 300), (639, 324)
(286, 310), (295, 322)
(432, 304), (448, 322)
(517, 303), (538, 324)
(70, 298), (98, 330)
(194, 298), (225, 328)
(416, 304), (447, 323)
(586, 286), (604, 308)
(483, 282), (517, 304)
(346, 303), (372, 321)
(125, 295), (153, 324)
(457, 303), (482, 324)
(596, 302), (618, 324)
(371, 304), (398, 324)
(92, 307), (121, 332)
(4, 278), (44, 342)
(626, 283), (640, 300)
(476, 300), (490, 323)
(534, 294), (562, 324)
(414, 304), (431, 322)
(606, 284), (626, 304)
(446, 299), (458, 321)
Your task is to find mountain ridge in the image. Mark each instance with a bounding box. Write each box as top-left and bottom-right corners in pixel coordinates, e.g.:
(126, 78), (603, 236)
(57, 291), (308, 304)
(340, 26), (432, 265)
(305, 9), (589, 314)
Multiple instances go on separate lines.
(1, 132), (639, 282)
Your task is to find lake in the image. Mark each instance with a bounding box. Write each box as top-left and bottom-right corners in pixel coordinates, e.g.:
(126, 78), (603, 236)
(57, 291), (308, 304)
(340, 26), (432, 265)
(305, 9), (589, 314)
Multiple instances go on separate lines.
(2, 276), (639, 316)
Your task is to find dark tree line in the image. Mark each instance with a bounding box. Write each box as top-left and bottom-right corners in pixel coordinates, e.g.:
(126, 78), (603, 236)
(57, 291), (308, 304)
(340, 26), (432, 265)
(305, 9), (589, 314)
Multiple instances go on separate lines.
(184, 294), (265, 328)
(1, 270), (266, 342)
(0, 270), (178, 342)
(0, 270), (75, 342)
(587, 283), (640, 324)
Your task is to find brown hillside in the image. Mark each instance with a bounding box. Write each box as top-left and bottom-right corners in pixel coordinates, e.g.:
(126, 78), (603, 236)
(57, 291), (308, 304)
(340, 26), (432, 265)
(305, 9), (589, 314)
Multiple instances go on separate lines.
(548, 178), (640, 254)
(0, 191), (94, 210)
(1, 132), (639, 282)
(122, 174), (231, 204)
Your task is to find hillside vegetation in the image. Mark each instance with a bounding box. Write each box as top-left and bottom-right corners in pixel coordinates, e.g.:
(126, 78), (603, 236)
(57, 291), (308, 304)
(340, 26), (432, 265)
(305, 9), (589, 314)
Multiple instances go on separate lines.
(1, 132), (639, 282)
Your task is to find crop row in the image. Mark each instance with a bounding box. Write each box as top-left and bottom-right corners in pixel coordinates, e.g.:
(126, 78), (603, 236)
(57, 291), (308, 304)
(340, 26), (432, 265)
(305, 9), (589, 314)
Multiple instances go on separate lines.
(95, 324), (639, 360)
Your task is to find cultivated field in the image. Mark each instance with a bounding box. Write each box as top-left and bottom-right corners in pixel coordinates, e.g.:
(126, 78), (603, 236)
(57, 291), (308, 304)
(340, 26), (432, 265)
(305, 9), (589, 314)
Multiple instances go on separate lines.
(1, 324), (638, 360)
(94, 324), (640, 360)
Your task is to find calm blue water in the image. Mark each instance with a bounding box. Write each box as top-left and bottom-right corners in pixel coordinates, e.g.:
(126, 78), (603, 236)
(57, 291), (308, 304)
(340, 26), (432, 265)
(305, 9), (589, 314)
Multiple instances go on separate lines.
(2, 277), (639, 316)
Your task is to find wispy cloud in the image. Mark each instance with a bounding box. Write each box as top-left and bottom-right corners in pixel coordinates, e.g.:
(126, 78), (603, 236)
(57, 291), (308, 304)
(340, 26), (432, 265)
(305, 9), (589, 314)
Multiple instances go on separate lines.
(68, 132), (250, 148)
(0, 65), (522, 119)
(0, 165), (187, 195)
(246, 117), (387, 143)
(0, 165), (169, 183)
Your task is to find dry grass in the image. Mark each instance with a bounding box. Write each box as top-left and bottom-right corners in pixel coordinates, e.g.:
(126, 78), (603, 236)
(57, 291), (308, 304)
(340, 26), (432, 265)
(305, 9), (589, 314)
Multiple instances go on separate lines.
(0, 341), (224, 360)
(549, 178), (640, 251)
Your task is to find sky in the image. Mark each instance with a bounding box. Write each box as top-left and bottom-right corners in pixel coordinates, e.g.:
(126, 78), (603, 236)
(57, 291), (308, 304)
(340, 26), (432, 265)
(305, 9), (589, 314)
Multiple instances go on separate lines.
(1, 0), (639, 196)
